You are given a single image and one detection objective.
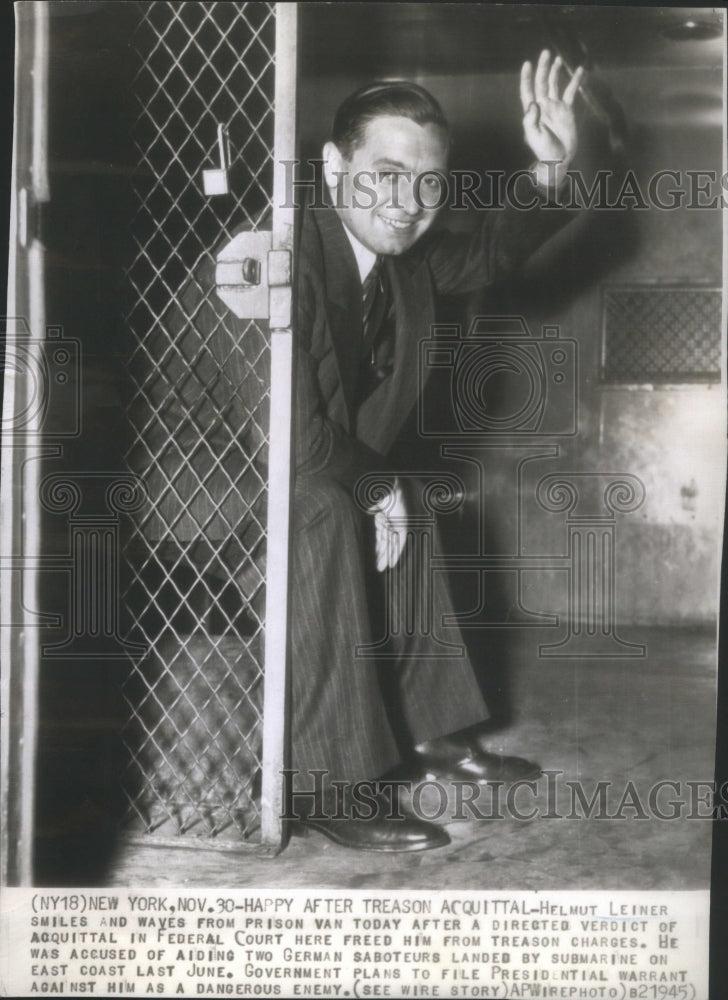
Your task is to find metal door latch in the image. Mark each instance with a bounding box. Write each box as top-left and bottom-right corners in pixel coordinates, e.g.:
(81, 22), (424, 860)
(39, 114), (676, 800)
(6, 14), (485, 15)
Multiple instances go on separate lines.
(240, 257), (261, 284)
(202, 124), (231, 196)
(215, 232), (291, 327)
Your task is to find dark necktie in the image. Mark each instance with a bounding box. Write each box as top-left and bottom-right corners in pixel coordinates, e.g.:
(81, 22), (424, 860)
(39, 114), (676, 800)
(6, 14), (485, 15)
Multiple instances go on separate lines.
(358, 256), (395, 402)
(361, 255), (385, 352)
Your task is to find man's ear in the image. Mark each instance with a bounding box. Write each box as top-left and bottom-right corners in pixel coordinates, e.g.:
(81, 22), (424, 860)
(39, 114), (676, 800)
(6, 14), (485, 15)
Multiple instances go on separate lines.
(323, 141), (346, 190)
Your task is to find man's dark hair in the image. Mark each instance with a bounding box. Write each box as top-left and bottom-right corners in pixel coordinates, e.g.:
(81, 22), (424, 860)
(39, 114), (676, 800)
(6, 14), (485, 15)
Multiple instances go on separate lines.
(331, 81), (450, 158)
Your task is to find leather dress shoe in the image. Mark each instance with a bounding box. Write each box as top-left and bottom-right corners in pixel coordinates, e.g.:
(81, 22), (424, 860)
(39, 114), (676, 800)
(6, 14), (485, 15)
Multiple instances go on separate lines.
(292, 791), (450, 852)
(411, 745), (542, 786)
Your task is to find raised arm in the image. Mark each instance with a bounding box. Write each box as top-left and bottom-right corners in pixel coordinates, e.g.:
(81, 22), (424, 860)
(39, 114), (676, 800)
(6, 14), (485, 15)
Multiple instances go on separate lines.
(427, 49), (584, 296)
(521, 49), (584, 189)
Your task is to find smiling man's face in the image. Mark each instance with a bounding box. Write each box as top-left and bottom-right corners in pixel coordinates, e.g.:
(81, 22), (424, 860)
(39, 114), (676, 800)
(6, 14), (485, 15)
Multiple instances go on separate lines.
(323, 114), (449, 256)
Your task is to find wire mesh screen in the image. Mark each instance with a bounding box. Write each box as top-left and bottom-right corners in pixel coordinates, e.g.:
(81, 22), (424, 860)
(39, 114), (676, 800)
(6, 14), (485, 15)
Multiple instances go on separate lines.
(121, 1), (277, 843)
(601, 285), (721, 384)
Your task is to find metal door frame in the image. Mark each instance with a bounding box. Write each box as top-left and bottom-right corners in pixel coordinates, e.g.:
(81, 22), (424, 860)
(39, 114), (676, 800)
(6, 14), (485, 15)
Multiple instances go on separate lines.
(0, 1), (298, 882)
(259, 1), (296, 854)
(1, 1), (49, 887)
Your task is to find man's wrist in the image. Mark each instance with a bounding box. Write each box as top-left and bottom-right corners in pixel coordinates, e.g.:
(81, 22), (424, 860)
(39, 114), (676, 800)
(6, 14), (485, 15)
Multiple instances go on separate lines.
(531, 159), (570, 197)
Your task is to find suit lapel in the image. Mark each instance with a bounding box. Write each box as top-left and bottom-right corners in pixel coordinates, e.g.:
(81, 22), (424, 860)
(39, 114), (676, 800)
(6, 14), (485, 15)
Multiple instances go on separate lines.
(307, 206), (434, 450)
(312, 208), (363, 429)
(384, 256), (431, 441)
(353, 254), (432, 453)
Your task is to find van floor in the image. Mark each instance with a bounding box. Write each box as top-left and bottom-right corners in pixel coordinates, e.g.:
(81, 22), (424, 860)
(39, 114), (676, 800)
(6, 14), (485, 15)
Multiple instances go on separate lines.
(52, 624), (716, 891)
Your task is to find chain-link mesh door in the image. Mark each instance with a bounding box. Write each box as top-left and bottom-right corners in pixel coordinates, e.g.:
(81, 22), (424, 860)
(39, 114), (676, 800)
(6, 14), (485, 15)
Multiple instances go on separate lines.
(121, 1), (295, 852)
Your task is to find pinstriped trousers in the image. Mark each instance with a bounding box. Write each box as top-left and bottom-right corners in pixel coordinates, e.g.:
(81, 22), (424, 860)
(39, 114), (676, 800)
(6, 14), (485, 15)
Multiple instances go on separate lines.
(289, 474), (489, 786)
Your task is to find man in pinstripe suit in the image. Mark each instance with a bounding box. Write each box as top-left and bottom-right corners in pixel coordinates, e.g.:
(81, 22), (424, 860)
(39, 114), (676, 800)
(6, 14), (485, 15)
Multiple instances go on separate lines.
(287, 51), (584, 850)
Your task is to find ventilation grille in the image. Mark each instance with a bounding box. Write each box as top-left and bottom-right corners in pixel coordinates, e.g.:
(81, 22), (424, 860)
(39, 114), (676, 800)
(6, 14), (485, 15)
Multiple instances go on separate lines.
(601, 285), (721, 384)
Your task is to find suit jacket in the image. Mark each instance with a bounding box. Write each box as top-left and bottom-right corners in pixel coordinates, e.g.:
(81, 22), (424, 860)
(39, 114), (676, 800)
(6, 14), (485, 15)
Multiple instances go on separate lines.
(294, 178), (572, 493)
(132, 177), (571, 553)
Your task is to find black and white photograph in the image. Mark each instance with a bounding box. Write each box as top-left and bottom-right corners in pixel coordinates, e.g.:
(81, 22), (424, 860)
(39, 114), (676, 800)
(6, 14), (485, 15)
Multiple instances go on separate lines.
(0, 2), (725, 996)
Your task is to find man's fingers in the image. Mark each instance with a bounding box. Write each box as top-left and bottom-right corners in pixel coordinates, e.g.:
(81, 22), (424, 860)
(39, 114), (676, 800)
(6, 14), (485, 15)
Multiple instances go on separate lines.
(378, 527), (394, 571)
(547, 54), (562, 100)
(534, 48), (550, 102)
(376, 537), (387, 572)
(374, 513), (400, 572)
(523, 100), (540, 134)
(523, 52), (583, 113)
(371, 484), (408, 571)
(383, 532), (393, 570)
(519, 60), (534, 112)
(562, 65), (585, 106)
(386, 527), (402, 570)
(374, 511), (386, 571)
(373, 514), (406, 572)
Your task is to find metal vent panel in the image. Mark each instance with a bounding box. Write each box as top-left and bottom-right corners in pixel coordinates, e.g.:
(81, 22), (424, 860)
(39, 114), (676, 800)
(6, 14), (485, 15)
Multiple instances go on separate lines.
(601, 285), (721, 384)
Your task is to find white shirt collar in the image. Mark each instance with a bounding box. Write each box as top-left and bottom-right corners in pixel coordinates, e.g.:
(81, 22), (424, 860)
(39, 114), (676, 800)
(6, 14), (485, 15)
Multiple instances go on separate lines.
(341, 223), (378, 283)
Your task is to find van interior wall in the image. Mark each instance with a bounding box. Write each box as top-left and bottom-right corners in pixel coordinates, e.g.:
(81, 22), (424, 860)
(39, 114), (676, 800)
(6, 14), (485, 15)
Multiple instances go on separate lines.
(298, 63), (724, 627)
